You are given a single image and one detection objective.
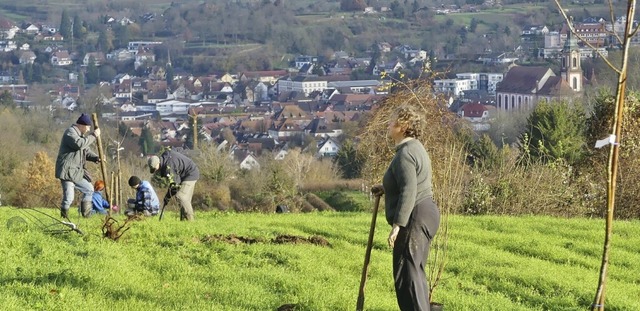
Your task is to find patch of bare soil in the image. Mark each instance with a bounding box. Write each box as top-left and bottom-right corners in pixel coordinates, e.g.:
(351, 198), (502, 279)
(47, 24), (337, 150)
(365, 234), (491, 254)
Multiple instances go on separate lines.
(200, 234), (330, 247)
(201, 234), (266, 244)
(277, 303), (299, 311)
(272, 234), (330, 247)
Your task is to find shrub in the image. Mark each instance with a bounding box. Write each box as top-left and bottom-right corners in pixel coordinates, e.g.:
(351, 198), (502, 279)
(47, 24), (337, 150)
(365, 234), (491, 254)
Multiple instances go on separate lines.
(194, 183), (231, 211)
(13, 151), (59, 208)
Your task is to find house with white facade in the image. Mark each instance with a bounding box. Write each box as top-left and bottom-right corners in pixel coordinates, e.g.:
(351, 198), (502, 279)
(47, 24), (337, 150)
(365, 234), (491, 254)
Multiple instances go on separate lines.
(230, 149), (260, 170)
(433, 78), (474, 96)
(540, 30), (608, 59)
(327, 80), (381, 94)
(51, 50), (72, 66)
(294, 55), (318, 69)
(456, 73), (504, 94)
(155, 99), (198, 116)
(277, 75), (328, 96)
(83, 52), (106, 66)
(457, 102), (494, 131)
(19, 51), (36, 64)
(316, 137), (341, 158)
(127, 41), (162, 53)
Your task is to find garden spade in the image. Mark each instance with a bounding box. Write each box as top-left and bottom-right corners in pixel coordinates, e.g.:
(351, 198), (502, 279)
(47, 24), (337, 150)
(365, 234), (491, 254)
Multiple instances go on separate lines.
(356, 194), (381, 311)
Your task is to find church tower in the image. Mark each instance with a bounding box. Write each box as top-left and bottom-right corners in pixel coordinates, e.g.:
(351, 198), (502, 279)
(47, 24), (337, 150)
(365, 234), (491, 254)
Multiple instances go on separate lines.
(561, 26), (582, 92)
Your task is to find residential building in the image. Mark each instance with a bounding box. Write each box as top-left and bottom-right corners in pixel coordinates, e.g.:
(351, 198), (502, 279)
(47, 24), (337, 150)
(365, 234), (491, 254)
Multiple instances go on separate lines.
(316, 137), (341, 158)
(294, 55), (318, 69)
(433, 78), (474, 96)
(51, 50), (72, 66)
(327, 80), (381, 94)
(127, 41), (162, 53)
(277, 75), (328, 96)
(541, 30), (608, 59)
(83, 52), (106, 66)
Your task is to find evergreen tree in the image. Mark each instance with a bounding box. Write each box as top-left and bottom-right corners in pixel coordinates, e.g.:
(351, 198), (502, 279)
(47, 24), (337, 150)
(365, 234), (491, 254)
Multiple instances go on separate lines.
(73, 15), (86, 40)
(118, 122), (130, 138)
(469, 18), (479, 33)
(469, 134), (500, 169)
(335, 139), (363, 179)
(114, 24), (130, 49)
(165, 65), (174, 87)
(23, 65), (33, 83)
(86, 57), (99, 84)
(78, 71), (85, 90)
(59, 10), (72, 40)
(139, 127), (157, 156)
(97, 29), (113, 53)
(519, 101), (586, 165)
(390, 0), (405, 18)
(32, 63), (43, 83)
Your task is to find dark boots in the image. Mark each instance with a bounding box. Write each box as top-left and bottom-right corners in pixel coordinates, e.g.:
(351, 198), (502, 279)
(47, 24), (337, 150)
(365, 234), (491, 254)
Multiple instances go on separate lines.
(60, 208), (69, 219)
(80, 201), (93, 218)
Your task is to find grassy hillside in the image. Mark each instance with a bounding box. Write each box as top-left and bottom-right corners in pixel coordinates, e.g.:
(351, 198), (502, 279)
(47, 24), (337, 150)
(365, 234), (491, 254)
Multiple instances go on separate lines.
(0, 208), (638, 310)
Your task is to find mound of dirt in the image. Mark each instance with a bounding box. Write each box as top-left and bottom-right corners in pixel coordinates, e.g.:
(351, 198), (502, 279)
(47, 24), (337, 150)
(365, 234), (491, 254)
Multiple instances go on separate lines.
(200, 234), (330, 247)
(201, 234), (265, 244)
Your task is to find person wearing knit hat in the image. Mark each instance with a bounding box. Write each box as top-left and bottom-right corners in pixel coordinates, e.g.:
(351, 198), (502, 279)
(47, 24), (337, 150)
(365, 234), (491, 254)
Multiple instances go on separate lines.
(125, 175), (160, 217)
(76, 113), (92, 126)
(55, 113), (102, 219)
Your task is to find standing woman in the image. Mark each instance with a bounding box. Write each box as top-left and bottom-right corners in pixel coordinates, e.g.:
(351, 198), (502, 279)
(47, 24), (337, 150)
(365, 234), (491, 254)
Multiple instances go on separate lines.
(372, 105), (440, 310)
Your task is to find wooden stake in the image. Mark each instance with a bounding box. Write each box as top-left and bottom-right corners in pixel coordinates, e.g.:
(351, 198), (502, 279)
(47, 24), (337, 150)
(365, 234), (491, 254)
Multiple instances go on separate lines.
(91, 113), (111, 215)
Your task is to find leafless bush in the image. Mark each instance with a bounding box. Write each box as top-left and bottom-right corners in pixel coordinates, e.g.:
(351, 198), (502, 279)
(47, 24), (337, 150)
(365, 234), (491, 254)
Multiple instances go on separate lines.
(12, 151), (59, 208)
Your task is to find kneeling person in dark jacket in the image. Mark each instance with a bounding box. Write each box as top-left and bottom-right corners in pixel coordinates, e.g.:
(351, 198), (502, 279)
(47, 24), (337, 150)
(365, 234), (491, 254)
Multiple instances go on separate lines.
(126, 176), (160, 216)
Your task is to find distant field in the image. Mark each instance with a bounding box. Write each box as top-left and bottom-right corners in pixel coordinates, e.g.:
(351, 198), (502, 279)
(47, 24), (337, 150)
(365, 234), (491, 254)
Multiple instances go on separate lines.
(0, 208), (638, 310)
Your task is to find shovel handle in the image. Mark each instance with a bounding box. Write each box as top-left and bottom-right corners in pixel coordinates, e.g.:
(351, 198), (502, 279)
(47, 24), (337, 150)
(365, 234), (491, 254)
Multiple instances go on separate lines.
(356, 194), (381, 311)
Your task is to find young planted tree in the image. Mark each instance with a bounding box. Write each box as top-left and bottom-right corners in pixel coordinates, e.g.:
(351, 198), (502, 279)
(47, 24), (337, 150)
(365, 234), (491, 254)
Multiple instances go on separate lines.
(552, 1), (639, 309)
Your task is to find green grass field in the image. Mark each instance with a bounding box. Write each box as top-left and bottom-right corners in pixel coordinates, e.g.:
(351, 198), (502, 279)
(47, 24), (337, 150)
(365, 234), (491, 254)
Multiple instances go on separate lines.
(0, 208), (638, 311)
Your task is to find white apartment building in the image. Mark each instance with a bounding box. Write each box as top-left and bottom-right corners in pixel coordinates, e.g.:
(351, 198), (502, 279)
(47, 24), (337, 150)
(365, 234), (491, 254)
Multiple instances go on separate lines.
(277, 76), (328, 96)
(155, 99), (198, 116)
(541, 30), (608, 59)
(433, 79), (473, 96)
(435, 73), (504, 96)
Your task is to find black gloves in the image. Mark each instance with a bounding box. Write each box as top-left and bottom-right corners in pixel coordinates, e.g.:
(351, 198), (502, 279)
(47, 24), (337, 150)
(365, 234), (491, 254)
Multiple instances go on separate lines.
(164, 183), (181, 205)
(169, 183), (180, 196)
(371, 185), (385, 196)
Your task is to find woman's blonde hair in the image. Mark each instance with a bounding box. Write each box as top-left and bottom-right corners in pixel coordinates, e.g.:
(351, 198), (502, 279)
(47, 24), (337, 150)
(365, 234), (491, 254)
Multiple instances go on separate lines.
(393, 104), (424, 139)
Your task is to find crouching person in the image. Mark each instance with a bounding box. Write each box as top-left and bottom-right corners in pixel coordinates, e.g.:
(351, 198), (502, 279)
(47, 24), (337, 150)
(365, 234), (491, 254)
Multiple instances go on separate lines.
(125, 176), (160, 217)
(90, 180), (111, 216)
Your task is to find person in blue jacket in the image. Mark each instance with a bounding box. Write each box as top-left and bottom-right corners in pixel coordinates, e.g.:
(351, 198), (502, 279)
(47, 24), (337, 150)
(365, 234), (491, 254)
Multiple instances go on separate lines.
(126, 175), (160, 216)
(91, 180), (110, 215)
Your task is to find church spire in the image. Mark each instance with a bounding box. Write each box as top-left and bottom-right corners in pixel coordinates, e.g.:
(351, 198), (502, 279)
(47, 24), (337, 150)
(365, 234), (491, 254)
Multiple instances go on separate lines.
(561, 19), (583, 92)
